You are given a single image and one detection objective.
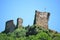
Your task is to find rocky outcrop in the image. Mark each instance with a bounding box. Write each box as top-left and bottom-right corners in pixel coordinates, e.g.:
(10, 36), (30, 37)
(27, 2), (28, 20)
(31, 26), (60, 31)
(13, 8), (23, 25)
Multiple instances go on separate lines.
(33, 10), (50, 29)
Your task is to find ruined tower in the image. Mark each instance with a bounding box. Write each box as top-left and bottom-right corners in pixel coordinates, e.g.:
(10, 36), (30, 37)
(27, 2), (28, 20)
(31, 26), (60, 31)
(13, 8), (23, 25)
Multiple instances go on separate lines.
(17, 18), (23, 28)
(33, 10), (50, 29)
(5, 20), (15, 33)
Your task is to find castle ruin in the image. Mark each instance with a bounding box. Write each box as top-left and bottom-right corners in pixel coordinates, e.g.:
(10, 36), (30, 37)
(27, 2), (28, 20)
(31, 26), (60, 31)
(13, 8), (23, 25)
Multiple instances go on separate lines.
(33, 10), (50, 29)
(5, 20), (15, 33)
(17, 18), (23, 28)
(3, 10), (50, 33)
(4, 18), (23, 33)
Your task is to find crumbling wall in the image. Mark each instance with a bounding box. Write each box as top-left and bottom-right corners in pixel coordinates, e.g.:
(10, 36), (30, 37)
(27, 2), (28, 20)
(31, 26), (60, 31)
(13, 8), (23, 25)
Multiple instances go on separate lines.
(33, 10), (50, 29)
(17, 18), (23, 28)
(5, 20), (15, 33)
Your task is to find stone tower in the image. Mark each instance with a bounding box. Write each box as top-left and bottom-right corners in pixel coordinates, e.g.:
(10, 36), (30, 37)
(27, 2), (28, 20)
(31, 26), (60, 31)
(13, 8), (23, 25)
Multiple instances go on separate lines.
(17, 18), (23, 28)
(33, 10), (50, 29)
(5, 20), (15, 33)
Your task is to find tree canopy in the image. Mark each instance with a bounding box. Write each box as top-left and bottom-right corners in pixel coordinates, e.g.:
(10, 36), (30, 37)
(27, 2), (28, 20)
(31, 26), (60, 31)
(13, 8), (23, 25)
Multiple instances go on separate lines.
(0, 25), (60, 40)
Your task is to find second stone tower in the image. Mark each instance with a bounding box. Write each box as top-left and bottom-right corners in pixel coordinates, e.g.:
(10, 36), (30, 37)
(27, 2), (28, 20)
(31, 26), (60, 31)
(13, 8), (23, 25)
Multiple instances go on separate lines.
(17, 18), (23, 28)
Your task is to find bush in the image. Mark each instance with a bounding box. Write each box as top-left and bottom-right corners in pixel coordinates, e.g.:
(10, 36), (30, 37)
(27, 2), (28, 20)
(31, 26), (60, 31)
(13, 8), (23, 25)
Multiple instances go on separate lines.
(0, 25), (60, 40)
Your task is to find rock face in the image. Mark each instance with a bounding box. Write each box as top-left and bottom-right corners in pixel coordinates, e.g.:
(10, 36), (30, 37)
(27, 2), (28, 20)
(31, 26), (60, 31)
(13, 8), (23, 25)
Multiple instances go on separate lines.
(17, 18), (23, 28)
(5, 20), (15, 33)
(33, 10), (50, 29)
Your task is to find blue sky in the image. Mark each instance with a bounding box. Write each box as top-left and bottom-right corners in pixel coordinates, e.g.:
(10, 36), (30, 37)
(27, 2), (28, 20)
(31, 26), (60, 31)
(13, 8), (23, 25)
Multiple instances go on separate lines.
(0, 0), (60, 32)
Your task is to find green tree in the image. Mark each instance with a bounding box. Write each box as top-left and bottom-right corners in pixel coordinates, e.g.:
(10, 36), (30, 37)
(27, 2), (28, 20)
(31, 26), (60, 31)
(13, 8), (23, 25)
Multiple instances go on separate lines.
(11, 27), (26, 38)
(36, 31), (52, 40)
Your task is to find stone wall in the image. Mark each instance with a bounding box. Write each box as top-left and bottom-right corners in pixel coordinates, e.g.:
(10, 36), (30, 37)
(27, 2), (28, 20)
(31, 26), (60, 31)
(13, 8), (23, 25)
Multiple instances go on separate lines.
(4, 10), (50, 33)
(4, 18), (23, 33)
(33, 10), (50, 29)
(17, 18), (23, 28)
(5, 20), (15, 33)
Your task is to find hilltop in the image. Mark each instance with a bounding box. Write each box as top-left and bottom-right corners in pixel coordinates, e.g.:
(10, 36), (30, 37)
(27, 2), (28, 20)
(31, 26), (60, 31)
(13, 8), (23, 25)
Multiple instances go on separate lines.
(0, 25), (60, 40)
(0, 10), (60, 40)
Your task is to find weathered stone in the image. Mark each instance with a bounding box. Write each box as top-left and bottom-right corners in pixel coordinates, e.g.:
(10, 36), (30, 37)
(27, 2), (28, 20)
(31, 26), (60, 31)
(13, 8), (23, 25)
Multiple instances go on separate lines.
(5, 20), (15, 33)
(17, 18), (23, 28)
(33, 10), (50, 29)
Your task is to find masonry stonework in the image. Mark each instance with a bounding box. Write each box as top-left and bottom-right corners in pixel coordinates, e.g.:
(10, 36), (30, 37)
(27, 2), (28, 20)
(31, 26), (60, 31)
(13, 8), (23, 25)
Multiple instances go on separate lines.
(33, 10), (50, 29)
(5, 20), (15, 33)
(3, 10), (50, 33)
(17, 18), (23, 28)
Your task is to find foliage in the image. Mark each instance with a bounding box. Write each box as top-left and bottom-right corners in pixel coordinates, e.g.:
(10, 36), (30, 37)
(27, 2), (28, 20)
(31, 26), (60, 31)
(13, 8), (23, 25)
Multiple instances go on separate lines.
(0, 25), (60, 40)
